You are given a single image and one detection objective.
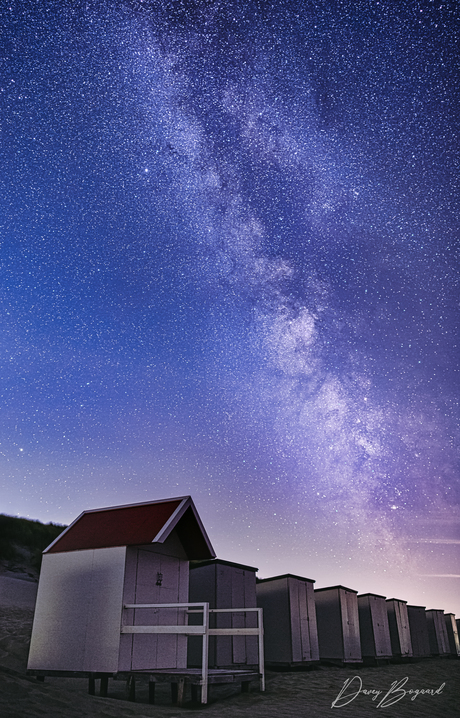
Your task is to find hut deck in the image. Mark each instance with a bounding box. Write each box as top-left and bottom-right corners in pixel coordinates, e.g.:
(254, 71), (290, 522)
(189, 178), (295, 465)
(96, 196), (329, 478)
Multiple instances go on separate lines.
(27, 667), (262, 705)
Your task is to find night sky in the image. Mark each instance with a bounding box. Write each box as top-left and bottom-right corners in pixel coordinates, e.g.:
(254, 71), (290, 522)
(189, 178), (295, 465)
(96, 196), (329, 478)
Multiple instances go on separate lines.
(1, 1), (459, 615)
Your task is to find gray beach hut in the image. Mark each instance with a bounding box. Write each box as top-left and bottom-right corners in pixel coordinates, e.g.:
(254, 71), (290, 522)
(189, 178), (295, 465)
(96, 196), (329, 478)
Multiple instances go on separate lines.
(407, 605), (430, 658)
(386, 598), (413, 659)
(256, 574), (319, 667)
(444, 613), (460, 656)
(314, 585), (362, 664)
(357, 593), (392, 663)
(188, 559), (259, 668)
(426, 609), (450, 656)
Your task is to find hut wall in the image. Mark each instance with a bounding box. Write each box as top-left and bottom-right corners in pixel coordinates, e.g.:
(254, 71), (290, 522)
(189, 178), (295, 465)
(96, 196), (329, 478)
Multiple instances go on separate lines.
(386, 599), (413, 658)
(188, 560), (258, 668)
(357, 594), (392, 659)
(119, 531), (189, 671)
(426, 610), (450, 656)
(444, 614), (460, 656)
(314, 586), (362, 663)
(256, 575), (319, 666)
(407, 605), (430, 658)
(27, 546), (126, 673)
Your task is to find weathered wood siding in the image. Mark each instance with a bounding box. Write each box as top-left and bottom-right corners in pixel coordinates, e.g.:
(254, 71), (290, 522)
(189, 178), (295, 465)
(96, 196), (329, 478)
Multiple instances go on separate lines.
(188, 560), (258, 668)
(386, 599), (413, 658)
(357, 594), (392, 659)
(407, 605), (430, 658)
(315, 586), (362, 663)
(426, 609), (450, 656)
(444, 613), (460, 656)
(256, 574), (319, 666)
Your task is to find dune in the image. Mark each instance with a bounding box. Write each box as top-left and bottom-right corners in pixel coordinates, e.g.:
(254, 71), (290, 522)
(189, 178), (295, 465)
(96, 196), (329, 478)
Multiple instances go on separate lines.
(0, 574), (458, 718)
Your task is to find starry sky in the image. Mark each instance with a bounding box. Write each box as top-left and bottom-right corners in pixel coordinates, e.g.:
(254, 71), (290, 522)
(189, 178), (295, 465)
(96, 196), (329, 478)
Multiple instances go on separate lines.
(1, 0), (459, 615)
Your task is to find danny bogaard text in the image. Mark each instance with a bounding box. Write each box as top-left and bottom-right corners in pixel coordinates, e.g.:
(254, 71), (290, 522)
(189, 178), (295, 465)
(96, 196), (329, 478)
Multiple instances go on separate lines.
(331, 675), (445, 709)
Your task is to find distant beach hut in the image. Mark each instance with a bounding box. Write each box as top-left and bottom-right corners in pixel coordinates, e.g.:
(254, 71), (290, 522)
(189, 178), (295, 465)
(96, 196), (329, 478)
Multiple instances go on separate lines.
(27, 497), (215, 676)
(386, 598), (413, 659)
(444, 613), (460, 656)
(426, 609), (450, 656)
(256, 574), (319, 667)
(188, 559), (259, 668)
(314, 586), (362, 664)
(357, 593), (392, 663)
(407, 605), (431, 658)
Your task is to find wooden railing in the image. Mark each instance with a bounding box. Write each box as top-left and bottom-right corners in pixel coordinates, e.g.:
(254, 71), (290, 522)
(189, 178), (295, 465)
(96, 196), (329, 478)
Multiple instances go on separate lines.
(121, 602), (265, 704)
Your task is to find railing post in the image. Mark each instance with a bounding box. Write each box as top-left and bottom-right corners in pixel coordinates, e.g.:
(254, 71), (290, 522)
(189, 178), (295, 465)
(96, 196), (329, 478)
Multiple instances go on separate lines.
(257, 607), (265, 691)
(201, 602), (209, 704)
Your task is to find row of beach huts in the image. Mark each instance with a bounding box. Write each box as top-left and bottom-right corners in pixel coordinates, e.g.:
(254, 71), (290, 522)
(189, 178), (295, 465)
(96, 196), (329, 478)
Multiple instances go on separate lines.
(26, 497), (460, 705)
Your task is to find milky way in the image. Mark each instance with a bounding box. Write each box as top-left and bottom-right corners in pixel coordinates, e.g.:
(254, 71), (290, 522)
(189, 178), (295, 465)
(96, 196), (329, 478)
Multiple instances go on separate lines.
(1, 0), (459, 614)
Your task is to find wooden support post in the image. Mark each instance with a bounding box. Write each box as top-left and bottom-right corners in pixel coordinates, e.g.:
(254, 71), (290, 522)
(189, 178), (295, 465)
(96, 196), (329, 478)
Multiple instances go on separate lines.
(177, 678), (186, 706)
(191, 684), (200, 704)
(148, 680), (155, 705)
(100, 676), (108, 697)
(126, 676), (136, 702)
(241, 680), (250, 693)
(171, 682), (178, 704)
(88, 676), (96, 695)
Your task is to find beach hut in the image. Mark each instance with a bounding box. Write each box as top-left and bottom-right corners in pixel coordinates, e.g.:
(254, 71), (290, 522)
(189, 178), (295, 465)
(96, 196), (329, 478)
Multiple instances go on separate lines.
(426, 610), (450, 656)
(314, 586), (362, 664)
(386, 599), (413, 659)
(27, 496), (215, 677)
(407, 605), (431, 658)
(444, 614), (460, 656)
(256, 574), (319, 667)
(188, 559), (258, 668)
(357, 593), (392, 663)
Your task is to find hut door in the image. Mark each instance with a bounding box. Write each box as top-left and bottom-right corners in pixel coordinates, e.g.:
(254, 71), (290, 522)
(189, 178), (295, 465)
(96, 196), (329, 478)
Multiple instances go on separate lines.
(371, 597), (391, 657)
(131, 549), (186, 670)
(341, 591), (360, 660)
(289, 579), (311, 661)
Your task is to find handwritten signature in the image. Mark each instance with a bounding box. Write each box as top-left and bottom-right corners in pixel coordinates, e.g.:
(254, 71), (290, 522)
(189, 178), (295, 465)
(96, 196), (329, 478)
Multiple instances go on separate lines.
(331, 675), (445, 708)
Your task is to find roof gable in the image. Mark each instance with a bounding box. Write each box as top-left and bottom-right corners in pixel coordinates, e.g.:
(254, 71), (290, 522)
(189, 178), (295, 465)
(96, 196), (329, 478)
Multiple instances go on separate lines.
(45, 496), (215, 559)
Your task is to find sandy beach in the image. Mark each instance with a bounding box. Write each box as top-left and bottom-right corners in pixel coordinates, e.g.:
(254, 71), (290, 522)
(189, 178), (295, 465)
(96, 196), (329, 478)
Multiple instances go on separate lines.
(0, 575), (458, 718)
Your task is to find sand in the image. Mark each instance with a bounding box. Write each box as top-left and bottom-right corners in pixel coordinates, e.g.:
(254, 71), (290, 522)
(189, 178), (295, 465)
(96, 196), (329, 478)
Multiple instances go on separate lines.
(0, 575), (458, 718)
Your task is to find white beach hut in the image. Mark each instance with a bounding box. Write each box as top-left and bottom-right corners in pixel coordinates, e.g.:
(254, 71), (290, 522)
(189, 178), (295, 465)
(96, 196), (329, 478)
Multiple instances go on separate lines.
(386, 598), (413, 659)
(314, 585), (362, 664)
(256, 574), (320, 667)
(27, 496), (215, 676)
(357, 593), (392, 663)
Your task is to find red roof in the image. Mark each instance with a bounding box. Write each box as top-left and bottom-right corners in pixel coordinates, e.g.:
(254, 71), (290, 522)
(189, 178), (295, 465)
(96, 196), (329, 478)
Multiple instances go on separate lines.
(45, 496), (215, 559)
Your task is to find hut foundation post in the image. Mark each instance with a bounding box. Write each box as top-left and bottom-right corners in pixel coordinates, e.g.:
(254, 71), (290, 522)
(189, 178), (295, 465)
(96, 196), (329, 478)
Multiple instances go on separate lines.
(100, 676), (108, 697)
(126, 675), (136, 701)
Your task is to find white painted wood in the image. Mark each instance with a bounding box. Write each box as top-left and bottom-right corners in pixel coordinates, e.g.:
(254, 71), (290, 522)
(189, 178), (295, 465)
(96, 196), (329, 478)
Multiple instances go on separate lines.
(27, 547), (126, 673)
(121, 601), (265, 704)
